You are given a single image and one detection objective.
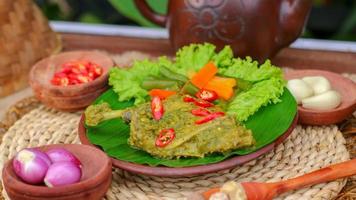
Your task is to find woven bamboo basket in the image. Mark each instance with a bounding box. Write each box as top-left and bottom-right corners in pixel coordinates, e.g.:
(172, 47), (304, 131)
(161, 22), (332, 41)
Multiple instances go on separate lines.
(0, 0), (61, 97)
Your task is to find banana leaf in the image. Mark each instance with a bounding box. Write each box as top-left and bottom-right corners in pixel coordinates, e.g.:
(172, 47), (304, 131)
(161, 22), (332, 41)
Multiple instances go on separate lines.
(85, 87), (297, 167)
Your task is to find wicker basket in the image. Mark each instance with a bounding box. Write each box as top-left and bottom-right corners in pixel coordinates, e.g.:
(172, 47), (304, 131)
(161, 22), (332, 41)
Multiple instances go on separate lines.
(0, 0), (61, 97)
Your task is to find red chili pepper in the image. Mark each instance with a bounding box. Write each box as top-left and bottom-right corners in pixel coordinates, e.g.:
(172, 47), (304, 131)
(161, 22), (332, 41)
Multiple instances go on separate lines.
(51, 76), (69, 86)
(196, 89), (218, 102)
(151, 96), (164, 120)
(183, 95), (195, 102)
(191, 108), (211, 116)
(51, 61), (103, 86)
(155, 128), (175, 147)
(195, 112), (225, 125)
(194, 99), (214, 108)
(183, 95), (214, 108)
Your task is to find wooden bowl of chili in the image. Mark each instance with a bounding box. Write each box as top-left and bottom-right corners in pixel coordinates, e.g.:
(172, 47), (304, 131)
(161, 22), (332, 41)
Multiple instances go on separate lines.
(29, 51), (113, 111)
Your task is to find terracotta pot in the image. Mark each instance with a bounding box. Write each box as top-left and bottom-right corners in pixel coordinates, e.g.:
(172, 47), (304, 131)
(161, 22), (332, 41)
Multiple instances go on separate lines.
(134, 0), (312, 62)
(2, 144), (112, 200)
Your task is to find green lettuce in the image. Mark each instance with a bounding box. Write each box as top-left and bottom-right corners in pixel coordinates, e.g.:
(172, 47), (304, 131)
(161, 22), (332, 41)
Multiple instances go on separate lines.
(218, 57), (285, 121)
(173, 43), (234, 75)
(109, 57), (173, 105)
(109, 43), (285, 121)
(227, 78), (285, 121)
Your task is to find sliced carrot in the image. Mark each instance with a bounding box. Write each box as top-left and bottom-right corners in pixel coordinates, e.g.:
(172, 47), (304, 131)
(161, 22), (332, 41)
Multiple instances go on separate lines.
(205, 81), (234, 100)
(202, 76), (236, 100)
(149, 89), (176, 99)
(209, 76), (236, 88)
(191, 61), (218, 88)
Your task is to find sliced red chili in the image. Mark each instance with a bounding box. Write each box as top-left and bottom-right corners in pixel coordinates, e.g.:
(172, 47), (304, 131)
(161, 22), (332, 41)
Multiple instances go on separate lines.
(191, 108), (211, 116)
(151, 96), (164, 120)
(183, 95), (214, 108)
(194, 99), (214, 108)
(183, 95), (195, 102)
(195, 112), (225, 125)
(51, 61), (103, 86)
(196, 89), (218, 102)
(51, 76), (69, 86)
(155, 128), (175, 147)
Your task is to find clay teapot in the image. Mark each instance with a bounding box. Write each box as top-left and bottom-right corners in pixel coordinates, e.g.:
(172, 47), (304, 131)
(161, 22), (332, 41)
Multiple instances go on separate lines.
(134, 0), (312, 61)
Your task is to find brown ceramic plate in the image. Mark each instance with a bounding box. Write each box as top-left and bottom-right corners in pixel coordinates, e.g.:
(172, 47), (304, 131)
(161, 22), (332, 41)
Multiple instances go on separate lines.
(285, 69), (356, 125)
(2, 144), (112, 200)
(78, 114), (298, 177)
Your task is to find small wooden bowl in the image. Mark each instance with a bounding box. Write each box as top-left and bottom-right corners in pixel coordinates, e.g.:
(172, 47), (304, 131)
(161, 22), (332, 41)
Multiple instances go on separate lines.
(285, 69), (356, 125)
(33, 86), (108, 112)
(2, 144), (112, 200)
(29, 51), (113, 111)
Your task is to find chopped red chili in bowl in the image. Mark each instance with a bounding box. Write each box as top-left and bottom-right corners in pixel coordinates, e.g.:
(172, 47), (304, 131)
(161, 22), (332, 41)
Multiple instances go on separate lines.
(51, 61), (103, 86)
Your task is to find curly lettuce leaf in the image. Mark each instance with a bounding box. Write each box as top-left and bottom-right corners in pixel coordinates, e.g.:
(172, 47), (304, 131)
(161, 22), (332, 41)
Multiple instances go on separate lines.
(218, 57), (285, 121)
(219, 57), (283, 82)
(109, 57), (173, 105)
(227, 78), (285, 121)
(173, 43), (234, 75)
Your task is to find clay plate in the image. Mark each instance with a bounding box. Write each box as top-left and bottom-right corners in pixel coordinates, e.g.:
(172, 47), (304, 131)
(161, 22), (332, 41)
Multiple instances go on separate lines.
(285, 69), (356, 125)
(78, 114), (298, 177)
(2, 144), (112, 200)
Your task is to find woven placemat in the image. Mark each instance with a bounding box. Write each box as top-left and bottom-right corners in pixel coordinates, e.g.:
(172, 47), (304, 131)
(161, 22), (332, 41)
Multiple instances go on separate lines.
(0, 104), (350, 200)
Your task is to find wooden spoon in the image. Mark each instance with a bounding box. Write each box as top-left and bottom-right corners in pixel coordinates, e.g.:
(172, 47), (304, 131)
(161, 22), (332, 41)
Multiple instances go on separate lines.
(201, 159), (356, 200)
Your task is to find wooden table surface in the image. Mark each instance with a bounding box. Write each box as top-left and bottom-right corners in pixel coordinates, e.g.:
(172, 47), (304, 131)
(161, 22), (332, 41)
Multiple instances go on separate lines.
(61, 33), (356, 73)
(1, 32), (356, 120)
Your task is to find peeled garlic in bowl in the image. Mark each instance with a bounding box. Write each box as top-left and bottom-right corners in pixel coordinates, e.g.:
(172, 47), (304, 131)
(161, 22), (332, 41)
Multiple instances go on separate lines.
(287, 79), (314, 104)
(302, 76), (331, 95)
(287, 75), (342, 111)
(302, 90), (341, 110)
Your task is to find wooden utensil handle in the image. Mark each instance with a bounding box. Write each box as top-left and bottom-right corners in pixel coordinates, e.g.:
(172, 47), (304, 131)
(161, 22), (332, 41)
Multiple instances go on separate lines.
(273, 159), (356, 195)
(134, 0), (167, 26)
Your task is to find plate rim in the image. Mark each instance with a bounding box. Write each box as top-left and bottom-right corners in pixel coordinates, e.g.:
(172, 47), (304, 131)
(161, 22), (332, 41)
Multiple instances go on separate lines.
(78, 113), (298, 177)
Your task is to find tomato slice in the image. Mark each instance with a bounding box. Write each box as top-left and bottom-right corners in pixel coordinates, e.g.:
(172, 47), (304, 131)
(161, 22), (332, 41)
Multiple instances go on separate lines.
(155, 128), (175, 147)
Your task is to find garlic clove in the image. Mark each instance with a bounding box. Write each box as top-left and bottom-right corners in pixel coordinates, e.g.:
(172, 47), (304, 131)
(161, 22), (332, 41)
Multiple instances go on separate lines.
(302, 90), (341, 110)
(302, 76), (331, 95)
(287, 79), (314, 104)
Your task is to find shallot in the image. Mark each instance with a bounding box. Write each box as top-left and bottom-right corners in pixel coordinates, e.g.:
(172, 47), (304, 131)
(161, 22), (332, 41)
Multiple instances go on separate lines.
(46, 148), (81, 167)
(12, 149), (51, 184)
(44, 161), (82, 187)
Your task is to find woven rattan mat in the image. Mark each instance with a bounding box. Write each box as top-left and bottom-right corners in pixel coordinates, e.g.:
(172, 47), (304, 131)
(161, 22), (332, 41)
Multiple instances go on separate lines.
(0, 52), (355, 199)
(0, 105), (351, 200)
